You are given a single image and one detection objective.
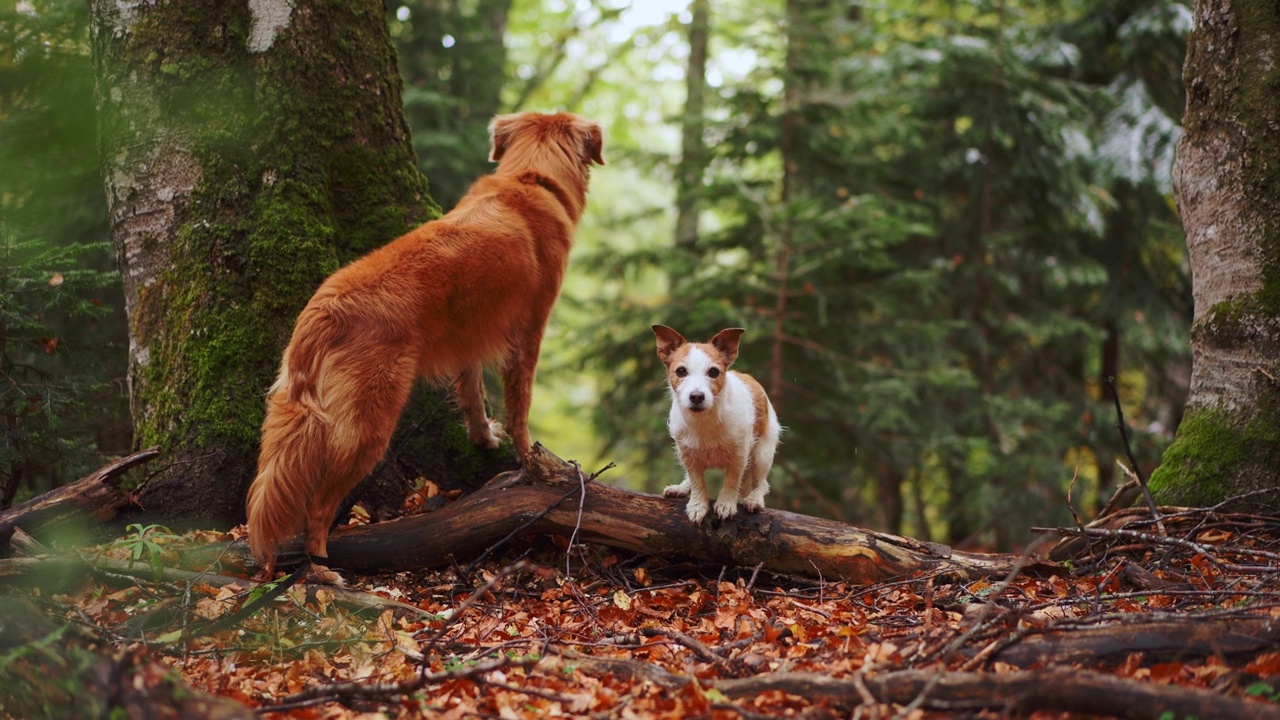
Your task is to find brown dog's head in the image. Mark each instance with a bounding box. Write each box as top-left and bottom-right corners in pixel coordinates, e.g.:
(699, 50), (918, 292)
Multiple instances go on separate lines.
(487, 112), (604, 220)
(652, 325), (745, 413)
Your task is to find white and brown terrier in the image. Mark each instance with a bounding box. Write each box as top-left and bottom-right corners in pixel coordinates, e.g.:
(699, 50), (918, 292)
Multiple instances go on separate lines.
(652, 325), (781, 522)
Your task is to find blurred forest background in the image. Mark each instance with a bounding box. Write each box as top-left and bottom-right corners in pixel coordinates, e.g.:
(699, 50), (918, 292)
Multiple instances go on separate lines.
(1, 0), (1190, 549)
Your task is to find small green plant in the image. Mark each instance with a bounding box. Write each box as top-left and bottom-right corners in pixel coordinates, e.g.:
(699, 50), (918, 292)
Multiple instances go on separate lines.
(1246, 682), (1280, 702)
(107, 523), (182, 580)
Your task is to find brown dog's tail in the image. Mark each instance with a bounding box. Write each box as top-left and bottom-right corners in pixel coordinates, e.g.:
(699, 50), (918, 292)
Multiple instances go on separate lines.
(246, 388), (328, 569)
(245, 386), (330, 566)
(247, 303), (337, 570)
(270, 301), (338, 416)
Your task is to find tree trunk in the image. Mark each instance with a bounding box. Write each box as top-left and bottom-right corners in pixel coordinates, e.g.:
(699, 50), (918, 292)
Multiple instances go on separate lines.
(674, 0), (709, 252)
(1151, 0), (1280, 507)
(89, 0), (511, 527)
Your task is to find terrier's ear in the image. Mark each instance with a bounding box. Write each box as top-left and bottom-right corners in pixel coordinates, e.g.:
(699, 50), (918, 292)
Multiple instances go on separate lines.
(652, 324), (687, 364)
(708, 328), (746, 366)
(579, 119), (606, 166)
(488, 114), (520, 163)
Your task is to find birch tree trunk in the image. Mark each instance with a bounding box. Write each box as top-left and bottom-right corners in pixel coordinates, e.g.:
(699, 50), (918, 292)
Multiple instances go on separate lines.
(89, 0), (510, 526)
(1150, 0), (1280, 506)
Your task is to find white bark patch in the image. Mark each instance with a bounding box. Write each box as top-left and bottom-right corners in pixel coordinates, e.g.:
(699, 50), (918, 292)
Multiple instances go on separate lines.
(247, 0), (295, 54)
(105, 0), (155, 37)
(104, 139), (200, 391)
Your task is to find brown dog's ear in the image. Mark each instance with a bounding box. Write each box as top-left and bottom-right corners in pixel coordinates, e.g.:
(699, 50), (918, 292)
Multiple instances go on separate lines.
(652, 324), (686, 364)
(708, 328), (746, 366)
(572, 116), (605, 166)
(489, 113), (520, 163)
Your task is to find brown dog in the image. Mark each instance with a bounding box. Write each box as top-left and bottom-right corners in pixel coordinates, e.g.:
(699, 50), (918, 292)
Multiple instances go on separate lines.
(246, 112), (604, 578)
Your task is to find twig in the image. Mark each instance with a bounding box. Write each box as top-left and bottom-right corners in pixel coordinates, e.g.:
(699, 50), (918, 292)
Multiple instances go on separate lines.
(852, 671), (882, 720)
(640, 626), (732, 669)
(1105, 376), (1165, 536)
(564, 461), (589, 579)
(1065, 466), (1085, 530)
(1035, 525), (1280, 568)
(416, 560), (532, 649)
(257, 655), (536, 713)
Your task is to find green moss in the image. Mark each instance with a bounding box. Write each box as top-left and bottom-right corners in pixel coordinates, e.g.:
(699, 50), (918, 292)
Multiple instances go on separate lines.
(1150, 405), (1280, 507)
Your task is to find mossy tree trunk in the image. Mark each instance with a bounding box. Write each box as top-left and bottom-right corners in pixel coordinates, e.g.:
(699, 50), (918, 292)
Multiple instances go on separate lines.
(89, 0), (512, 527)
(1150, 0), (1280, 506)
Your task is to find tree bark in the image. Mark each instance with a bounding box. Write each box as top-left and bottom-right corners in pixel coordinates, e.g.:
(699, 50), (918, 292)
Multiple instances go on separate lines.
(1151, 0), (1280, 507)
(278, 446), (1025, 583)
(89, 0), (510, 527)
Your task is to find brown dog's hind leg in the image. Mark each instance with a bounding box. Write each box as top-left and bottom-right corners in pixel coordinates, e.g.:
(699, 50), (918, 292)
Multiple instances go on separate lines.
(456, 364), (506, 449)
(302, 353), (416, 586)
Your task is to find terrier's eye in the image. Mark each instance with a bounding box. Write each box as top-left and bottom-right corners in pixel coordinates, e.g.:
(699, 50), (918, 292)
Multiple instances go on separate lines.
(675, 367), (688, 377)
(707, 367), (721, 379)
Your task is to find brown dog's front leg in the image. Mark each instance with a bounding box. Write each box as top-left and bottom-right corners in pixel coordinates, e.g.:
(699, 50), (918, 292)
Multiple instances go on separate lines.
(501, 330), (547, 459)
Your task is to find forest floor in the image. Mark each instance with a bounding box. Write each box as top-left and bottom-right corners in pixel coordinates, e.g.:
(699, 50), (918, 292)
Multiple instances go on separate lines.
(5, 494), (1280, 719)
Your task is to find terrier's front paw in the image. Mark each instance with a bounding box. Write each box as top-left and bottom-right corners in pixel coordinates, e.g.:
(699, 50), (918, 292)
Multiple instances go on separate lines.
(714, 497), (740, 520)
(663, 482), (690, 498)
(469, 419), (507, 450)
(685, 498), (710, 523)
(741, 497), (766, 513)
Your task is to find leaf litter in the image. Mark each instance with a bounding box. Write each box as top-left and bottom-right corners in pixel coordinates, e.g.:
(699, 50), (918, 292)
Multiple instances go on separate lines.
(20, 501), (1280, 719)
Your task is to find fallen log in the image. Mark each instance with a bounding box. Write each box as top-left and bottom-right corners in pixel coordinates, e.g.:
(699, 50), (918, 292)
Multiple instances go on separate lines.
(0, 447), (160, 550)
(985, 615), (1280, 668)
(301, 445), (1029, 584)
(549, 655), (1280, 720)
(715, 667), (1280, 720)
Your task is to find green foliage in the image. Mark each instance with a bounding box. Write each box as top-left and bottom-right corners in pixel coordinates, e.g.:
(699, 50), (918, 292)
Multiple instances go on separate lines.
(390, 0), (513, 209)
(0, 233), (122, 506)
(0, 0), (131, 505)
(0, 618), (104, 720)
(559, 0), (1190, 547)
(106, 523), (182, 581)
(1245, 683), (1280, 702)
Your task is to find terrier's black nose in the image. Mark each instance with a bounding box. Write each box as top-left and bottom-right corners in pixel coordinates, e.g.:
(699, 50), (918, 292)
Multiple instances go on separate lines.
(689, 391), (705, 406)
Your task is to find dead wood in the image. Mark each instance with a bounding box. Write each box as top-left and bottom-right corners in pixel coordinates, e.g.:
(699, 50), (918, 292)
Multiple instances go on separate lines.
(546, 654), (1280, 720)
(311, 445), (1028, 584)
(715, 667), (1280, 720)
(0, 447), (160, 549)
(977, 615), (1280, 668)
